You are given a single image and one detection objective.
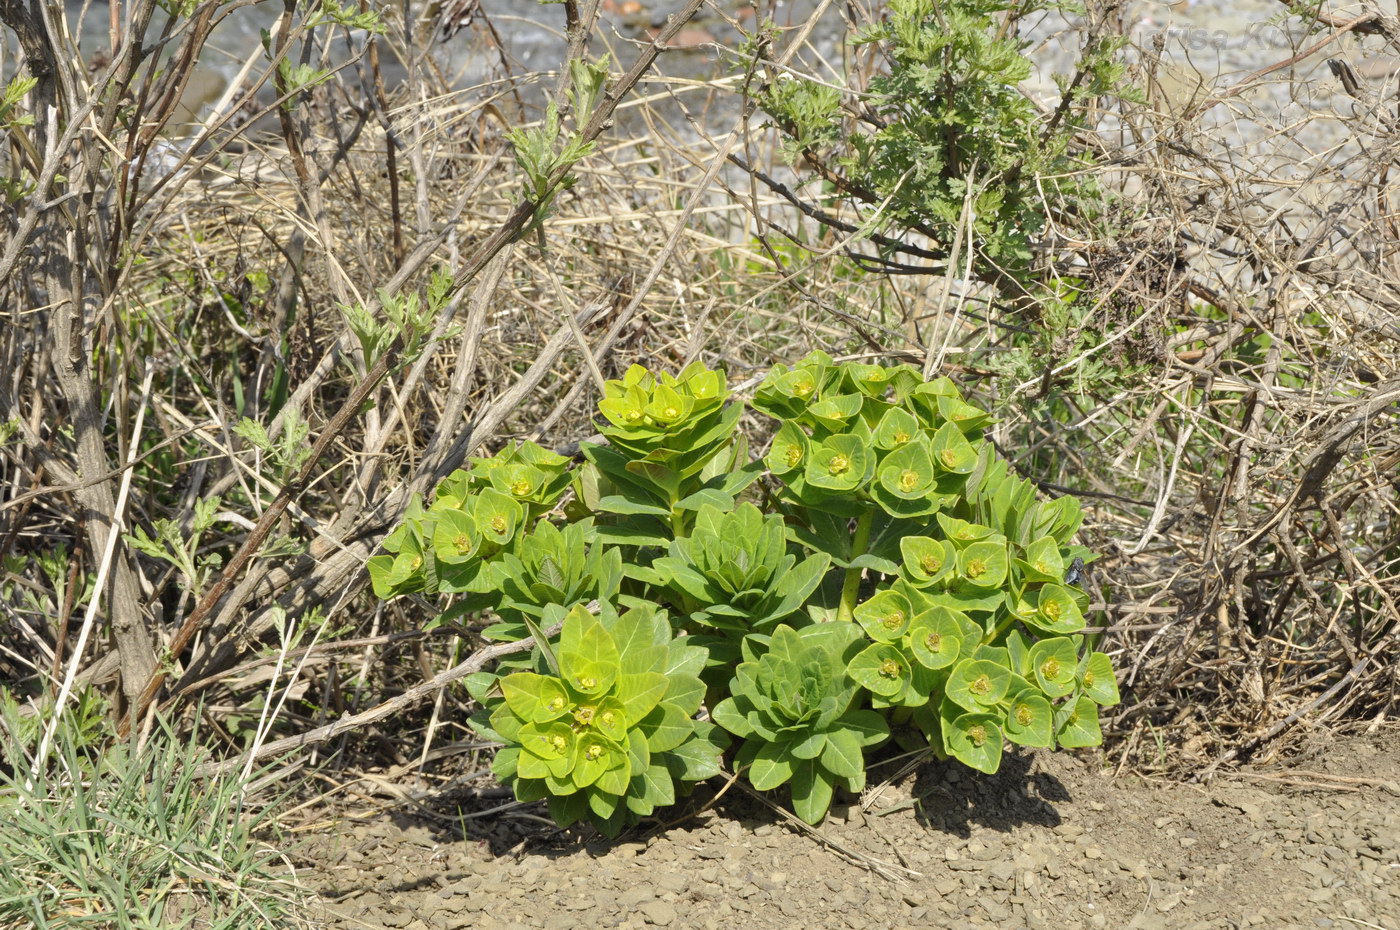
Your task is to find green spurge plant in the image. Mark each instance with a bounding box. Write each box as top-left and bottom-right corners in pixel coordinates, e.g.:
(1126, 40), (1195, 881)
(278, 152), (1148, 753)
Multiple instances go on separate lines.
(369, 354), (1120, 827)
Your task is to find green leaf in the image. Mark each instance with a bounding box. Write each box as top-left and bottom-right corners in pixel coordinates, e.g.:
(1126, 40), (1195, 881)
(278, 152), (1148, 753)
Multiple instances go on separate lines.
(805, 393), (863, 432)
(873, 406), (921, 450)
(789, 758), (837, 825)
(766, 421), (811, 476)
(901, 536), (955, 586)
(1027, 583), (1086, 634)
(749, 739), (797, 790)
(804, 433), (871, 491)
(640, 702), (692, 753)
(666, 727), (726, 782)
(937, 514), (996, 545)
(366, 554), (399, 598)
(473, 487), (523, 547)
(843, 708), (890, 747)
(787, 729), (827, 760)
(608, 603), (668, 658)
(854, 588), (913, 643)
(633, 762), (676, 809)
(937, 394), (993, 433)
(616, 672), (668, 723)
(1016, 535), (1065, 583)
(1003, 690), (1053, 748)
(592, 525), (670, 548)
(907, 608), (963, 670)
(819, 728), (864, 780)
(956, 540), (1008, 589)
(596, 495), (671, 517)
(711, 696), (755, 738)
(945, 658), (1011, 711)
(943, 710), (1003, 774)
(674, 487), (735, 513)
(493, 746), (521, 780)
(876, 438), (938, 500)
(489, 705), (524, 742)
(571, 734), (624, 788)
(930, 421), (978, 474)
(464, 671), (499, 705)
(769, 552), (832, 620)
(847, 643), (910, 698)
(431, 508), (480, 564)
(500, 673), (571, 723)
(588, 785), (623, 820)
(1005, 628), (1032, 677)
(517, 721), (576, 780)
(923, 587), (1004, 618)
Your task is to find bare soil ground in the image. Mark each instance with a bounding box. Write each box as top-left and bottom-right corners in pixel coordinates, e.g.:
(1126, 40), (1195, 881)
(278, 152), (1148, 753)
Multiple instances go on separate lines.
(292, 726), (1399, 930)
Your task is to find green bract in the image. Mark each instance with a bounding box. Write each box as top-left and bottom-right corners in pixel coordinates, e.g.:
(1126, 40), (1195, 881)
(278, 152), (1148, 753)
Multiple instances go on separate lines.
(370, 357), (1120, 829)
(473, 604), (727, 837)
(711, 624), (889, 824)
(467, 440), (573, 520)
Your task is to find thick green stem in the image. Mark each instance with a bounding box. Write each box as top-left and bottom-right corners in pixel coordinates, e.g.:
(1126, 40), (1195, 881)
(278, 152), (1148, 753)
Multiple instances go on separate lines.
(988, 613), (1017, 646)
(669, 489), (687, 539)
(836, 511), (875, 623)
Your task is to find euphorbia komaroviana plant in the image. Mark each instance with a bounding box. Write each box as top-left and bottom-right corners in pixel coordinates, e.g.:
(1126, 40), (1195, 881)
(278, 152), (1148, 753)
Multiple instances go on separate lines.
(369, 355), (1120, 830)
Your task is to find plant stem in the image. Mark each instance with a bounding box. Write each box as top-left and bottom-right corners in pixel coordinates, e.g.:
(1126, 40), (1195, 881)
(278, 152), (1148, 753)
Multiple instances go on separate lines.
(836, 510), (874, 623)
(988, 613), (1017, 645)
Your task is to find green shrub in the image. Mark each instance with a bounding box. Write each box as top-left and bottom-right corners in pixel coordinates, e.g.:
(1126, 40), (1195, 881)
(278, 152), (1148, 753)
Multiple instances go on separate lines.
(369, 355), (1119, 826)
(755, 0), (1133, 297)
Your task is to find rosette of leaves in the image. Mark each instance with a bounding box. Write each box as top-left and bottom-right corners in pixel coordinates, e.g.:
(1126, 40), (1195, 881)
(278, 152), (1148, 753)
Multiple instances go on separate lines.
(631, 503), (831, 668)
(484, 517), (623, 641)
(711, 623), (888, 824)
(470, 603), (727, 836)
(594, 362), (734, 472)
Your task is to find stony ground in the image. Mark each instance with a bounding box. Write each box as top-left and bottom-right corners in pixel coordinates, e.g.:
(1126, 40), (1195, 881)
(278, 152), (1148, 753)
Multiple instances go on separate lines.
(291, 726), (1399, 930)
